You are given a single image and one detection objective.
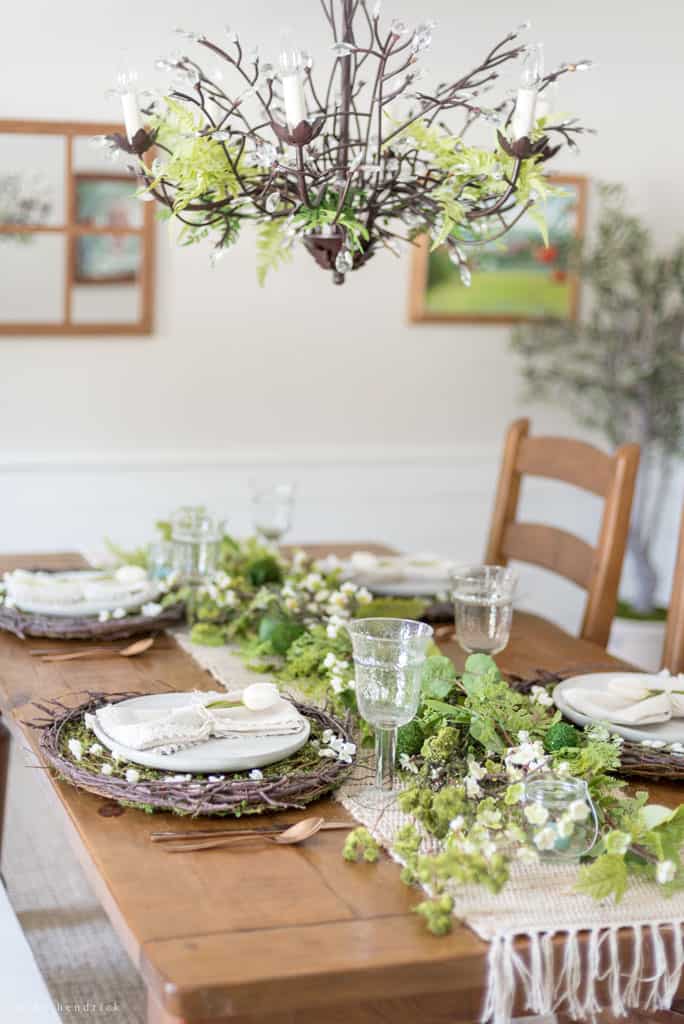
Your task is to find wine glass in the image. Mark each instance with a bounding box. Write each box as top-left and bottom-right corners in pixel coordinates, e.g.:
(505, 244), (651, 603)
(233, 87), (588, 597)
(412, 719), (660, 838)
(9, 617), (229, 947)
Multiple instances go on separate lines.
(450, 565), (517, 655)
(249, 481), (295, 544)
(346, 618), (433, 790)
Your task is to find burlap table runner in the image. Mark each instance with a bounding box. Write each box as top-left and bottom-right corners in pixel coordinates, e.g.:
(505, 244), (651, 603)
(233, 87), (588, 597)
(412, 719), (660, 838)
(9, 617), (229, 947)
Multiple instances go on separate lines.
(174, 631), (684, 1022)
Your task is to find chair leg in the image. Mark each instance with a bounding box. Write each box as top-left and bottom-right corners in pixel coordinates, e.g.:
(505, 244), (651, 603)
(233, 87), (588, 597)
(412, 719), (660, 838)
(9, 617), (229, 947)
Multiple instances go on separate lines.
(0, 715), (9, 871)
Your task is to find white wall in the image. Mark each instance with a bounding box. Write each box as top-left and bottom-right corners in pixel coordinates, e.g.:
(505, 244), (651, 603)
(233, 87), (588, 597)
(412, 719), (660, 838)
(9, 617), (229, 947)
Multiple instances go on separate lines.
(1, 0), (683, 631)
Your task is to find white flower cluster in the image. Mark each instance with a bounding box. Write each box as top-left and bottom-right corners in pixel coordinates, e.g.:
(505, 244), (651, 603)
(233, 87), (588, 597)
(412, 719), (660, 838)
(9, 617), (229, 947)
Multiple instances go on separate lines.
(530, 685), (554, 707)
(98, 607), (128, 622)
(464, 758), (487, 799)
(198, 572), (237, 610)
(586, 723), (623, 747)
(157, 570), (181, 594)
(656, 859), (677, 885)
(322, 651), (354, 694)
(504, 732), (548, 780)
(317, 729), (356, 764)
(524, 797), (591, 852)
(399, 752), (419, 774)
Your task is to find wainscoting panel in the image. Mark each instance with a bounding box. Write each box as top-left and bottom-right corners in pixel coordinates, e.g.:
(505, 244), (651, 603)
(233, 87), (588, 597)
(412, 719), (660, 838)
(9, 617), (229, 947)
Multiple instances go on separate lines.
(1, 447), (681, 638)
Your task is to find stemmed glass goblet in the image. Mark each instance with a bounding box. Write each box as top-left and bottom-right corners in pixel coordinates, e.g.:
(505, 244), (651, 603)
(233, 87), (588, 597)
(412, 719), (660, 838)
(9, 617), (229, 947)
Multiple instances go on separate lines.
(249, 481), (295, 545)
(346, 618), (434, 790)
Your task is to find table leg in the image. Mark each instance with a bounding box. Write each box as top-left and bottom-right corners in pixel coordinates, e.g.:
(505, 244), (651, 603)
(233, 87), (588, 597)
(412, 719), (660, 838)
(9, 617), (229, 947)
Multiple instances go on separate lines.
(0, 714), (9, 866)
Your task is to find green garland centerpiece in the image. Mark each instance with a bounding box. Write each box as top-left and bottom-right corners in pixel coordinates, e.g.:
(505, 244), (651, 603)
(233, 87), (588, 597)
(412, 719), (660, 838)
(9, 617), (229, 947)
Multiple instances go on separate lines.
(100, 528), (684, 932)
(344, 653), (684, 934)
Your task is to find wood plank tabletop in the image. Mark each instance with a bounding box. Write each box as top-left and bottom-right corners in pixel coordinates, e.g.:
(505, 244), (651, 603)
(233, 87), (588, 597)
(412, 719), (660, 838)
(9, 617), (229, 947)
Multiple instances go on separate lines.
(0, 549), (680, 1024)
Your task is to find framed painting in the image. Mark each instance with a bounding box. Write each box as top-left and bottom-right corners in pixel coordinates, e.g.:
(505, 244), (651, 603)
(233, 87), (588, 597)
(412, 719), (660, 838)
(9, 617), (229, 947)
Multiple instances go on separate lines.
(72, 173), (142, 285)
(408, 174), (588, 324)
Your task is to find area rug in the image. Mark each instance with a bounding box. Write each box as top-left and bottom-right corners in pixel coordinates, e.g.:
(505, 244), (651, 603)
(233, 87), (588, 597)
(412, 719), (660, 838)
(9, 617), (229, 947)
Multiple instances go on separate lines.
(2, 740), (145, 1024)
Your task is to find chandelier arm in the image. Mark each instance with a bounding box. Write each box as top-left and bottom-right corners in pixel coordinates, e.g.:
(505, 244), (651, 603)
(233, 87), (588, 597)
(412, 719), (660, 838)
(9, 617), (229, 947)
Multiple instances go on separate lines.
(462, 201), (533, 245)
(465, 160), (522, 222)
(320, 0), (335, 32)
(197, 38), (272, 121)
(358, 0), (376, 51)
(305, 68), (326, 114)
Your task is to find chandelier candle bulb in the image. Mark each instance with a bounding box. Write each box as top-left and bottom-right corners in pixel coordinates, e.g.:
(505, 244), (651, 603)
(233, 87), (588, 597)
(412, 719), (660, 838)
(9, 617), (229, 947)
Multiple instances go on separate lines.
(117, 66), (143, 143)
(511, 42), (544, 140)
(279, 43), (307, 130)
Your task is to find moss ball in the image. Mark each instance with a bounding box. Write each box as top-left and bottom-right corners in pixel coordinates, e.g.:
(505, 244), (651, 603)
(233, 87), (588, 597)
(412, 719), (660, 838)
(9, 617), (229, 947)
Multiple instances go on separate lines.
(545, 721), (581, 752)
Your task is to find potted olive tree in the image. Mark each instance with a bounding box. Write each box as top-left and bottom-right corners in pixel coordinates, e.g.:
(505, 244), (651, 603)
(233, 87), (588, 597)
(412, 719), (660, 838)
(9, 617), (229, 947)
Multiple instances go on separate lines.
(511, 183), (684, 669)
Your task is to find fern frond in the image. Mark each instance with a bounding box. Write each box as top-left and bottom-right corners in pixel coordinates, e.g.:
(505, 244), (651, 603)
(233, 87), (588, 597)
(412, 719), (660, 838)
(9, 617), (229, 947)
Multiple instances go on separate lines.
(256, 220), (293, 286)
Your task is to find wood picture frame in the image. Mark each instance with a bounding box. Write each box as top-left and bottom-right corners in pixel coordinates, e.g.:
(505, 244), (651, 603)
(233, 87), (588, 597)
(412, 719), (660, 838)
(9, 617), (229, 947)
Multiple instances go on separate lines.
(0, 119), (155, 336)
(408, 174), (588, 325)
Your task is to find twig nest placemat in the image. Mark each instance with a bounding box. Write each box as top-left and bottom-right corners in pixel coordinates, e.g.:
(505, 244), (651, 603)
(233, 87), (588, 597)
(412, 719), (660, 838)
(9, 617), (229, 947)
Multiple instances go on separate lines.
(30, 692), (355, 817)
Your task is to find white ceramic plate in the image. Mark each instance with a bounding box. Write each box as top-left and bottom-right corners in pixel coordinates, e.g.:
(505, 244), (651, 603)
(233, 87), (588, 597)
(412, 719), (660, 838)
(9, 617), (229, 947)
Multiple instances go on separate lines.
(356, 578), (450, 598)
(90, 692), (311, 773)
(338, 556), (452, 598)
(553, 673), (684, 744)
(7, 570), (161, 618)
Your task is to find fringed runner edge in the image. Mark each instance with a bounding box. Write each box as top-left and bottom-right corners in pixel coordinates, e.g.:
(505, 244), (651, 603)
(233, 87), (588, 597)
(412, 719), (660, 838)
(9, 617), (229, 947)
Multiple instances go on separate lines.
(481, 920), (684, 1024)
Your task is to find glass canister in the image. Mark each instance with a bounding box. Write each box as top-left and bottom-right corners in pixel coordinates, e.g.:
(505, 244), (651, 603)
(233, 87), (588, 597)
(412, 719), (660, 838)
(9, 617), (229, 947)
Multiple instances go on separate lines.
(171, 507), (224, 585)
(522, 777), (599, 861)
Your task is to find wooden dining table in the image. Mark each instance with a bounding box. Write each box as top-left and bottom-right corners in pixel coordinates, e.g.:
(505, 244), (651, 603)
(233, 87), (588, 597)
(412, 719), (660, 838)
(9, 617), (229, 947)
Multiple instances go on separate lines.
(0, 546), (681, 1024)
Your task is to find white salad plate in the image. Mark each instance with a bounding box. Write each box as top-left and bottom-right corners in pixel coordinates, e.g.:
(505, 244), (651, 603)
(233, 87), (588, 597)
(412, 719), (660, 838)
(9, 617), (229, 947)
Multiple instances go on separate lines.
(339, 553), (454, 597)
(90, 692), (311, 773)
(553, 673), (684, 745)
(5, 570), (161, 618)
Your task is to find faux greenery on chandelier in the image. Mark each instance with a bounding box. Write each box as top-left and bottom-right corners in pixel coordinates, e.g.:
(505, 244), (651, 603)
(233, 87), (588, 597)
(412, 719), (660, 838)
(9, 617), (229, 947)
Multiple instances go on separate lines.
(106, 1), (594, 285)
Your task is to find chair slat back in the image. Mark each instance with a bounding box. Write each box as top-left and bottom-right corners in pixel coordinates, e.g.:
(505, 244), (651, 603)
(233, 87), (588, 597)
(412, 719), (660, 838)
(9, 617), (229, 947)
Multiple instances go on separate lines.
(485, 418), (640, 647)
(501, 523), (596, 590)
(663, 504), (684, 674)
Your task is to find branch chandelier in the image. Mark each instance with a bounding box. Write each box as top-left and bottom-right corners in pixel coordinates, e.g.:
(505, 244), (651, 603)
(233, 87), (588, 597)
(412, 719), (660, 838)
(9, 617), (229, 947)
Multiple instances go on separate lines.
(104, 0), (594, 285)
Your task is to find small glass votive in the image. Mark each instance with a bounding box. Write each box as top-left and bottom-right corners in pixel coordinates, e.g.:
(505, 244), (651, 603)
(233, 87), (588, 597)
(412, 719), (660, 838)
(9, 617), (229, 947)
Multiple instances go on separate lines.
(450, 564), (517, 655)
(522, 777), (599, 862)
(148, 541), (174, 581)
(171, 506), (225, 585)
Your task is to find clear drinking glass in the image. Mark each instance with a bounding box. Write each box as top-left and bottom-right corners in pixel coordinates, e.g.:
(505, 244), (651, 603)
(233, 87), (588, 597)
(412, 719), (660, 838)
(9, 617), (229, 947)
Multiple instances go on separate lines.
(450, 564), (517, 655)
(522, 777), (599, 862)
(347, 618), (434, 790)
(249, 481), (295, 544)
(171, 507), (225, 584)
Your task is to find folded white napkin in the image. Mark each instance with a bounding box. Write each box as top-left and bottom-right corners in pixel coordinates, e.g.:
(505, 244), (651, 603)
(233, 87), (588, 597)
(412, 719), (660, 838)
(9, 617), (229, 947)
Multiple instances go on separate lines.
(563, 671), (684, 726)
(4, 565), (151, 610)
(87, 690), (305, 751)
(5, 571), (84, 606)
(349, 551), (453, 583)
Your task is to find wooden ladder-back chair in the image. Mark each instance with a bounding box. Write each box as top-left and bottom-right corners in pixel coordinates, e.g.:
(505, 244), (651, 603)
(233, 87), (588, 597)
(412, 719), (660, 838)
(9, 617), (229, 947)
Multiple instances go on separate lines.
(663, 502), (684, 674)
(485, 418), (641, 648)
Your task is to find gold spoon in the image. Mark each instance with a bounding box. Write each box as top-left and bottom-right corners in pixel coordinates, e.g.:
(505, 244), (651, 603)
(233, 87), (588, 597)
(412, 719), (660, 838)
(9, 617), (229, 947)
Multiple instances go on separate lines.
(161, 817), (327, 853)
(150, 820), (351, 843)
(39, 636), (156, 663)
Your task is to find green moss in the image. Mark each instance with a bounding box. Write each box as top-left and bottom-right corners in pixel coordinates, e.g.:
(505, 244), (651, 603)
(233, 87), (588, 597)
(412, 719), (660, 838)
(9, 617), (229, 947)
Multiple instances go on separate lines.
(616, 600), (668, 623)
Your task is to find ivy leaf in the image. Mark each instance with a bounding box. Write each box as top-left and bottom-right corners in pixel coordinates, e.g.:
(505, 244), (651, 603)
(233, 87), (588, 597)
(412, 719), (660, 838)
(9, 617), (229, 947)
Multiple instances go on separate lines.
(424, 699), (470, 723)
(421, 655), (457, 699)
(464, 653), (501, 678)
(644, 805), (684, 863)
(469, 715), (506, 753)
(576, 854), (629, 903)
